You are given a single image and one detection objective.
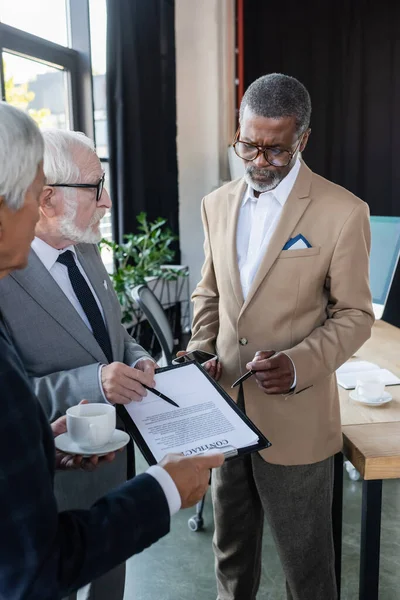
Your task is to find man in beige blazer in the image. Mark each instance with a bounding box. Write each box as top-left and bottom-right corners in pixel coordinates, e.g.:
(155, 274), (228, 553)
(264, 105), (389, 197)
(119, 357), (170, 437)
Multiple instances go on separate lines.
(187, 74), (374, 600)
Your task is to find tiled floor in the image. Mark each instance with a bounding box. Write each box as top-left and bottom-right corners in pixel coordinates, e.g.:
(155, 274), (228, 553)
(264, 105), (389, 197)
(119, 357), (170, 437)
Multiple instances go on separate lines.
(124, 453), (400, 599)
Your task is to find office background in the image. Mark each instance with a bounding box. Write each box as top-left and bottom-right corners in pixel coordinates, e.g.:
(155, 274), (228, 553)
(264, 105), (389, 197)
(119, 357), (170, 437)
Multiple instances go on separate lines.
(1, 1), (400, 598)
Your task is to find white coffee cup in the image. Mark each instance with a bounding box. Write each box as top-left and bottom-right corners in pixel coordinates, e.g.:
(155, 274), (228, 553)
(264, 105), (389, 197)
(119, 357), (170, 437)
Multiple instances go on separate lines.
(355, 378), (385, 403)
(66, 403), (116, 450)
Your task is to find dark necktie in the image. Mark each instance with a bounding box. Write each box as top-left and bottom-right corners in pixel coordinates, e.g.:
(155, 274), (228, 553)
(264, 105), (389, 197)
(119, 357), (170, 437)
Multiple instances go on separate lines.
(57, 250), (113, 363)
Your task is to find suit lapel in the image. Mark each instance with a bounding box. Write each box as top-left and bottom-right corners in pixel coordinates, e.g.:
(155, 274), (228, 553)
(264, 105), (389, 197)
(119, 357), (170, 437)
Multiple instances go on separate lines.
(226, 179), (247, 309)
(11, 249), (107, 362)
(76, 244), (120, 361)
(239, 162), (313, 317)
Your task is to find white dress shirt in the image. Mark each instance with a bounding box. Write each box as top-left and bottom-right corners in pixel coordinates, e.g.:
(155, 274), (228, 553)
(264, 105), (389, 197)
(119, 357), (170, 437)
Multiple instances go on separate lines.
(31, 237), (181, 516)
(236, 159), (301, 387)
(147, 465), (181, 515)
(236, 158), (301, 299)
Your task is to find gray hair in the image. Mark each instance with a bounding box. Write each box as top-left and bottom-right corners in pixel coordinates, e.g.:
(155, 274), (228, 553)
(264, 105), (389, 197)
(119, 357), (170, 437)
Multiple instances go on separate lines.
(42, 129), (96, 185)
(239, 73), (311, 133)
(0, 102), (44, 210)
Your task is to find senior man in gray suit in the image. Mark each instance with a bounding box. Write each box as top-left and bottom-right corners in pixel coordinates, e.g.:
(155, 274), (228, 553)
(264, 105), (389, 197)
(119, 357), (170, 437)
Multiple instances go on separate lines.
(0, 129), (156, 600)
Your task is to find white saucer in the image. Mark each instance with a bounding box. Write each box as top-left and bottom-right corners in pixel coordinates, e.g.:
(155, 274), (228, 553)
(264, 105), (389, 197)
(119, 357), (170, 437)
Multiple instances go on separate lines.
(349, 390), (392, 406)
(55, 429), (130, 457)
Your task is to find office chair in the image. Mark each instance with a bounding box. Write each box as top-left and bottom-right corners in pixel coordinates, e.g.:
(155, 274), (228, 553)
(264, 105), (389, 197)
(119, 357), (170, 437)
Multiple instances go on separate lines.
(131, 284), (174, 367)
(131, 284), (206, 531)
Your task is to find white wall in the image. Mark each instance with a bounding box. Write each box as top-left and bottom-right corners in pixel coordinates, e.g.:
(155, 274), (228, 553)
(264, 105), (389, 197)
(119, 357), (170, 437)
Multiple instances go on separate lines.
(175, 0), (235, 303)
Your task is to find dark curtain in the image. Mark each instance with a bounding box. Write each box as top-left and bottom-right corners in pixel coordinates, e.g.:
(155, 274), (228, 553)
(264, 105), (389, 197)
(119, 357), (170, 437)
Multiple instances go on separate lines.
(106, 0), (179, 251)
(243, 0), (400, 324)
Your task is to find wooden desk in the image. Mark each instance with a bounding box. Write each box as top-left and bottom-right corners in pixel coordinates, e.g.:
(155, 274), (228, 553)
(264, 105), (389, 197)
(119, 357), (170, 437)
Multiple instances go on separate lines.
(340, 319), (400, 428)
(342, 422), (400, 480)
(334, 320), (400, 600)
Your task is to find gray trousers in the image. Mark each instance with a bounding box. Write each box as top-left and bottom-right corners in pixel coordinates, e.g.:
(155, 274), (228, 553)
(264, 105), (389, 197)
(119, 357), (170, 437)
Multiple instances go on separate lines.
(212, 395), (337, 600)
(58, 449), (127, 600)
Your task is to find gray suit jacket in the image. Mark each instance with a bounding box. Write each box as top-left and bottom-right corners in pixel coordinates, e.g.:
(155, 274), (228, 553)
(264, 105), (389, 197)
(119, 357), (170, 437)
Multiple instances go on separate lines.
(0, 242), (150, 421)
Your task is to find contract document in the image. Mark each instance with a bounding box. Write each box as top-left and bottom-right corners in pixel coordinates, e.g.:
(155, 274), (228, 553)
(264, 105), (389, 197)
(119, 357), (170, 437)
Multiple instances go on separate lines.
(124, 362), (271, 464)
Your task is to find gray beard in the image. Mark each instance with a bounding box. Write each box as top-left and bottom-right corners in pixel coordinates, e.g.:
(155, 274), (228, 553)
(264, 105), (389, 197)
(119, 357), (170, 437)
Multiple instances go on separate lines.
(58, 199), (105, 244)
(244, 165), (284, 193)
(59, 219), (102, 244)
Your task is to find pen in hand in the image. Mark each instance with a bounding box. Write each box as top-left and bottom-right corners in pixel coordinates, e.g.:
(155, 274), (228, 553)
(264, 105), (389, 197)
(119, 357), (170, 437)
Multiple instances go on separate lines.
(231, 351), (277, 388)
(142, 384), (180, 408)
(231, 370), (256, 388)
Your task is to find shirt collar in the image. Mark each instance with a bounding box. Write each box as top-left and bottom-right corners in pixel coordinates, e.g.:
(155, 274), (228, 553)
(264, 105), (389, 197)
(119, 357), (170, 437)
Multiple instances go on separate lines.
(242, 157), (301, 207)
(31, 237), (77, 271)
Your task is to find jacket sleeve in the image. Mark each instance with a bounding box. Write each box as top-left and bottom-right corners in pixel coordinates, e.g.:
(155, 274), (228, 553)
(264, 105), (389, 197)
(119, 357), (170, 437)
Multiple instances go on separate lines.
(284, 202), (375, 391)
(187, 198), (220, 354)
(122, 326), (153, 366)
(30, 335), (153, 422)
(31, 363), (104, 421)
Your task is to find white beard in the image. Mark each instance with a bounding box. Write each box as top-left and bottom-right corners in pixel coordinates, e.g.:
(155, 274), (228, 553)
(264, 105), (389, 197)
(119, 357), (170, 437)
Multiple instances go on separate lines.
(59, 197), (105, 244)
(244, 166), (283, 193)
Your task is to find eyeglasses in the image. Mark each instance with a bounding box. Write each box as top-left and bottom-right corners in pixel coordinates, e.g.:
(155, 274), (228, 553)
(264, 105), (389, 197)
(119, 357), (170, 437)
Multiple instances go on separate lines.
(49, 172), (105, 202)
(232, 128), (305, 167)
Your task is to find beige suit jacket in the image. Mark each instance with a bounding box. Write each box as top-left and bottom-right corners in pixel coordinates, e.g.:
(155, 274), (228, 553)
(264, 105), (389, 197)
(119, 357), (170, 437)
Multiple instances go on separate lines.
(188, 161), (374, 465)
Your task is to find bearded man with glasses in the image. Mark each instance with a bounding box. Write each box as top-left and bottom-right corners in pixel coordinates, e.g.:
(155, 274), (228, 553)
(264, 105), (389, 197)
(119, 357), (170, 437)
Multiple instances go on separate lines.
(0, 128), (158, 600)
(185, 73), (374, 599)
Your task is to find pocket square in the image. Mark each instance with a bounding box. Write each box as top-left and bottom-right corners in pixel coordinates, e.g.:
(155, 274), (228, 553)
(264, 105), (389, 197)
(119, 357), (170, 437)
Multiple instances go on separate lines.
(283, 234), (312, 250)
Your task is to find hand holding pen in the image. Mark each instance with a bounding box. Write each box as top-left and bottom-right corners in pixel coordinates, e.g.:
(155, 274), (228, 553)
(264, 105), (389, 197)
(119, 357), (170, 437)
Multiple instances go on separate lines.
(231, 369), (257, 388)
(236, 351), (295, 395)
(231, 351), (276, 388)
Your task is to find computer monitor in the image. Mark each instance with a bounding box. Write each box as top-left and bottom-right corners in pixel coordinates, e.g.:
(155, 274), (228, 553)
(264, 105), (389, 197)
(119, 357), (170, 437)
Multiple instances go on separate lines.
(369, 216), (400, 319)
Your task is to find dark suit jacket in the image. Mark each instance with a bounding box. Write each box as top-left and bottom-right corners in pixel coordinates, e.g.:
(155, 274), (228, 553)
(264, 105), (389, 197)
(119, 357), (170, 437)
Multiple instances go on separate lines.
(0, 323), (170, 600)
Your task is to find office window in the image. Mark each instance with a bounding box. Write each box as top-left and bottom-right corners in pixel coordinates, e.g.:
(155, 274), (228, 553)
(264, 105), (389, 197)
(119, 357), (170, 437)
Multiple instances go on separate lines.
(0, 0), (69, 46)
(0, 1), (95, 132)
(1, 0), (112, 262)
(3, 52), (70, 128)
(89, 0), (113, 254)
(99, 161), (113, 271)
(89, 0), (108, 159)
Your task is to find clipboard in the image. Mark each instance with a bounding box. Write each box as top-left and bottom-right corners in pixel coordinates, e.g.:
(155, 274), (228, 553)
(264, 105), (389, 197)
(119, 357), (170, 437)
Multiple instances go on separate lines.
(122, 361), (271, 466)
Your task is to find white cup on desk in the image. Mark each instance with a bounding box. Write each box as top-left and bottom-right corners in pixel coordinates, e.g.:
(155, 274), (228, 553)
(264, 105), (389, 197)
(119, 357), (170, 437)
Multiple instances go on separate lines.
(66, 403), (116, 450)
(355, 378), (385, 403)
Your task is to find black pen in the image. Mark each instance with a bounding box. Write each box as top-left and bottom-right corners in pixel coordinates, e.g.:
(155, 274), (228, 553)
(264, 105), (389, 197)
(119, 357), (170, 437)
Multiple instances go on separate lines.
(231, 370), (256, 389)
(143, 384), (180, 408)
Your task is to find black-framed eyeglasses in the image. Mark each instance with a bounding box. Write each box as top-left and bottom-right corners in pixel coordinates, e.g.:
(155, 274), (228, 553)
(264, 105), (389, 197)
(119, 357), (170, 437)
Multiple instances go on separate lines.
(232, 128), (305, 167)
(49, 172), (105, 202)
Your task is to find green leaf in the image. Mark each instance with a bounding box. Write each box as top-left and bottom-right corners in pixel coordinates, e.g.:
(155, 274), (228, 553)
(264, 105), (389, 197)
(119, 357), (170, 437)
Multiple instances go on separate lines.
(103, 211), (184, 301)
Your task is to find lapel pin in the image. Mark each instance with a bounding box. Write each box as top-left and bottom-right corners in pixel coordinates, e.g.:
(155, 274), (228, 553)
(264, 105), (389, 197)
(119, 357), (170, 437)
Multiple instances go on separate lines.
(103, 280), (108, 290)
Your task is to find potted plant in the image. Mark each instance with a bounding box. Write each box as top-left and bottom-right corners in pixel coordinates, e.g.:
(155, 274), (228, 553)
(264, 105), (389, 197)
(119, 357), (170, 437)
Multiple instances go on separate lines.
(100, 212), (188, 333)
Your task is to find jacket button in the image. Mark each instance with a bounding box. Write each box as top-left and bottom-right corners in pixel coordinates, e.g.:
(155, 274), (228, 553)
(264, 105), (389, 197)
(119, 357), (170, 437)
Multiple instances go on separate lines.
(239, 337), (248, 346)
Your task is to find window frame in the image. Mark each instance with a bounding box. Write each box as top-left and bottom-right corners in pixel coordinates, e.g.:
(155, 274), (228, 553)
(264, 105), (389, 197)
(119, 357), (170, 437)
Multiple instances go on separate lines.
(0, 0), (112, 242)
(0, 0), (94, 137)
